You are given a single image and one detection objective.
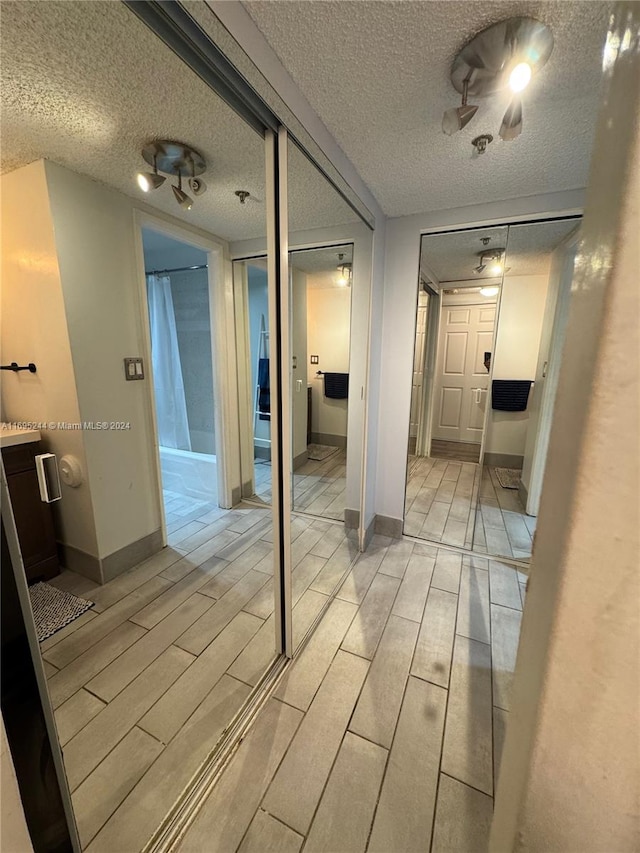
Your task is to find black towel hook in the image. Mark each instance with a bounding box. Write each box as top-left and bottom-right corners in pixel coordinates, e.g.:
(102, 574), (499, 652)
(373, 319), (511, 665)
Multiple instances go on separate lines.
(1, 362), (37, 373)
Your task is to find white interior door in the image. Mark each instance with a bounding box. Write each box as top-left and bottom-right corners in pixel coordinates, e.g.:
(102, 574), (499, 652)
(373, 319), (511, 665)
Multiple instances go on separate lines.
(432, 295), (496, 444)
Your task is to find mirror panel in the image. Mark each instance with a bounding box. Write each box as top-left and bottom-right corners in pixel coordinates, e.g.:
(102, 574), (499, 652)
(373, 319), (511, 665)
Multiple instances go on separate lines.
(0, 2), (279, 847)
(405, 226), (508, 548)
(472, 217), (580, 561)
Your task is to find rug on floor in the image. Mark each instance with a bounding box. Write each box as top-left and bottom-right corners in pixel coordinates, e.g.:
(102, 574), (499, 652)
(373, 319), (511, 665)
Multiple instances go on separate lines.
(29, 582), (94, 642)
(306, 444), (340, 462)
(495, 468), (522, 489)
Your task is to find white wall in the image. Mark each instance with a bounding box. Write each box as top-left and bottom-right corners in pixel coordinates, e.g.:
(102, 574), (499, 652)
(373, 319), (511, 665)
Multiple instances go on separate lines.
(0, 161), (99, 558)
(491, 5), (640, 845)
(306, 283), (351, 442)
(374, 190), (584, 525)
(484, 273), (550, 459)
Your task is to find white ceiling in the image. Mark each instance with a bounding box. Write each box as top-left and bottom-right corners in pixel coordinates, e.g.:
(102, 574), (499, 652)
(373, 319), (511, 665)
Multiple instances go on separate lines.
(244, 0), (613, 217)
(0, 1), (358, 243)
(421, 217), (578, 283)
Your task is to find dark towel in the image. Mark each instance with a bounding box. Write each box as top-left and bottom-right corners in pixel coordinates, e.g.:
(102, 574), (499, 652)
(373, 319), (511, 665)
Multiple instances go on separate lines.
(492, 380), (532, 412)
(323, 372), (349, 400)
(258, 358), (270, 420)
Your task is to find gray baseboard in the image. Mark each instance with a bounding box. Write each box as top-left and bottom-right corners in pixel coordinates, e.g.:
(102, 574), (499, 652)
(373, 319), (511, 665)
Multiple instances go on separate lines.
(374, 514), (404, 539)
(518, 480), (529, 511)
(484, 452), (525, 469)
(293, 450), (308, 471)
(57, 542), (102, 584)
(310, 432), (347, 450)
(362, 515), (376, 550)
(344, 508), (359, 530)
(101, 529), (163, 583)
(254, 445), (271, 461)
(59, 528), (164, 585)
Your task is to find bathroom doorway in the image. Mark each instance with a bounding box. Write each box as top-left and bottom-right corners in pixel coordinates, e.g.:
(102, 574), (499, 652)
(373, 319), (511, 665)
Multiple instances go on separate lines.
(140, 224), (225, 537)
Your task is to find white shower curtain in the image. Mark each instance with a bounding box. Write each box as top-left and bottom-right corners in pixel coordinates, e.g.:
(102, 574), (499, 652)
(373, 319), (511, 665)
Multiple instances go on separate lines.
(146, 274), (192, 451)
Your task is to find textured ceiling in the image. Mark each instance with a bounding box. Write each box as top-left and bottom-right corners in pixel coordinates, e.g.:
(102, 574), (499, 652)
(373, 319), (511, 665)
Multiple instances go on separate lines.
(0, 1), (357, 243)
(421, 218), (578, 283)
(245, 0), (613, 217)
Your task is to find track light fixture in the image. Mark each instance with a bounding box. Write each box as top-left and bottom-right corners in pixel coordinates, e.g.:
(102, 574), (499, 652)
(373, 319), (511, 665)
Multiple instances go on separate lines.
(443, 17), (553, 144)
(136, 155), (166, 192)
(136, 140), (206, 209)
(336, 253), (352, 287)
(172, 173), (193, 211)
(473, 249), (506, 276)
(442, 80), (478, 135)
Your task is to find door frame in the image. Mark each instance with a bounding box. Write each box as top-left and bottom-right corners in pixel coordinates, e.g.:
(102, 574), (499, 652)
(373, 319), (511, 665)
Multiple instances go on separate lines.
(132, 210), (234, 545)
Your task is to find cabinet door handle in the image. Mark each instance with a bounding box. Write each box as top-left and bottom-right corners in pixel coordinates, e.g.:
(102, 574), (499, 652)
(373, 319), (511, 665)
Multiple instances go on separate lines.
(35, 454), (62, 503)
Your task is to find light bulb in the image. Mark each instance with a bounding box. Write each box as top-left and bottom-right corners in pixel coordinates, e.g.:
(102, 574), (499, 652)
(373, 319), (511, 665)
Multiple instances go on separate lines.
(480, 286), (499, 297)
(488, 262), (503, 276)
(509, 62), (532, 93)
(336, 274), (348, 287)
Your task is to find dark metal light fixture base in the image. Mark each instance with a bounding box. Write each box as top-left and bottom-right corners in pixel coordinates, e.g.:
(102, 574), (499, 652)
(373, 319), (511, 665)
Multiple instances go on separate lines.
(142, 141), (206, 178)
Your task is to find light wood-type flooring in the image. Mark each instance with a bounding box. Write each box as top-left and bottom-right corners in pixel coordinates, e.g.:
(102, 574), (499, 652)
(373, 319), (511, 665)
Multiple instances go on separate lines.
(405, 457), (537, 560)
(42, 501), (358, 851)
(473, 467), (537, 560)
(172, 536), (526, 853)
(253, 449), (347, 522)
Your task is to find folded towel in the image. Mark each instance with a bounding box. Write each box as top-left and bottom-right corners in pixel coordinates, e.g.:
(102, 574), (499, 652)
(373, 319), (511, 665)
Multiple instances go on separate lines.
(323, 372), (349, 400)
(491, 380), (532, 412)
(258, 358), (270, 420)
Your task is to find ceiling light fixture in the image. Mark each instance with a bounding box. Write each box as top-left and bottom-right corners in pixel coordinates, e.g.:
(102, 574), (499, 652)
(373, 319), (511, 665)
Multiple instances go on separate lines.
(480, 286), (500, 297)
(442, 79), (479, 135)
(444, 17), (553, 144)
(136, 140), (206, 209)
(473, 248), (506, 276)
(509, 61), (533, 93)
(499, 99), (524, 141)
(136, 155), (166, 192)
(336, 254), (352, 287)
(172, 172), (193, 211)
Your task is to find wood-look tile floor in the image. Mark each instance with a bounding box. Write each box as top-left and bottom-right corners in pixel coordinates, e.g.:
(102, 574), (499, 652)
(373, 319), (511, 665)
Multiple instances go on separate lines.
(404, 456), (479, 549)
(253, 449), (348, 522)
(43, 502), (358, 851)
(173, 537), (526, 853)
(405, 458), (537, 560)
(473, 467), (537, 560)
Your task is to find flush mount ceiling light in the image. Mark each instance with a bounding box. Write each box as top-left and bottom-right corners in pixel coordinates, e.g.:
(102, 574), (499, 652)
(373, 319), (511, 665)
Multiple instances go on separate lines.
(136, 141), (206, 210)
(336, 253), (352, 287)
(480, 286), (500, 297)
(443, 17), (553, 142)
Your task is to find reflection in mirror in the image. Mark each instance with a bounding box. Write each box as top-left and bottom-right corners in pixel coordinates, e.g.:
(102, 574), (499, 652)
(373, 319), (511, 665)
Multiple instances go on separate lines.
(285, 140), (365, 648)
(405, 226), (508, 548)
(472, 217), (580, 561)
(0, 2), (279, 848)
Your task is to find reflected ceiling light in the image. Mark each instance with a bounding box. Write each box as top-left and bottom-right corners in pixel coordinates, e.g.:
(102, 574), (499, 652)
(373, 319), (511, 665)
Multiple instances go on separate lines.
(442, 80), (478, 135)
(509, 61), (532, 92)
(137, 155), (165, 192)
(480, 286), (500, 297)
(444, 18), (553, 145)
(500, 99), (524, 141)
(172, 173), (193, 211)
(336, 254), (352, 287)
(474, 248), (506, 275)
(136, 140), (206, 208)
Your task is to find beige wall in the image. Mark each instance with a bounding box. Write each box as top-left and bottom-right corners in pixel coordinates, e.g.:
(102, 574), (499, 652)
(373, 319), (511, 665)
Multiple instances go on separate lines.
(485, 273), (550, 458)
(0, 161), (99, 557)
(306, 283), (351, 441)
(491, 4), (640, 848)
(44, 161), (162, 558)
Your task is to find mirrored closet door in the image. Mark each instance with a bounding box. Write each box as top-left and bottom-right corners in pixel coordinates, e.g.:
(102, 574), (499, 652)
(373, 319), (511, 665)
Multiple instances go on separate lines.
(404, 218), (580, 563)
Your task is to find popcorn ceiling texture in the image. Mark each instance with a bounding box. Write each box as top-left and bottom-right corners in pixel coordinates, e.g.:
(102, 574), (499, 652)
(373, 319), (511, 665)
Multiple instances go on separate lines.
(0, 1), (357, 242)
(245, 0), (613, 217)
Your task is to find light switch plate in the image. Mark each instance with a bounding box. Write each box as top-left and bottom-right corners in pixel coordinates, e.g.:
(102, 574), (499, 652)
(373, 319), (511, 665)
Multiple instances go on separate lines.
(310, 355), (319, 364)
(124, 357), (144, 380)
